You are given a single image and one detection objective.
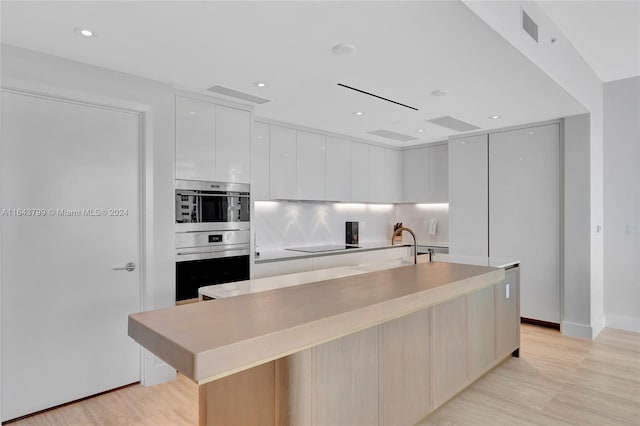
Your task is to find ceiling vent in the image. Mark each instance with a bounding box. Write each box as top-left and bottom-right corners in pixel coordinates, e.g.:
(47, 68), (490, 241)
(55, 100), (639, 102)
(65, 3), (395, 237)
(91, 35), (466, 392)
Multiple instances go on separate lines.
(206, 85), (271, 104)
(367, 129), (418, 142)
(337, 84), (418, 111)
(522, 10), (539, 43)
(426, 116), (480, 132)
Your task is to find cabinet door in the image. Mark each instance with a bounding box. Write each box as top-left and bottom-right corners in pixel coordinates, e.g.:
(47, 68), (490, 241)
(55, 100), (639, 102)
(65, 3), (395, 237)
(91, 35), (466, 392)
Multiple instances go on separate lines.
(350, 142), (370, 202)
(269, 125), (297, 200)
(215, 105), (251, 183)
(402, 147), (429, 202)
(251, 122), (270, 200)
(312, 327), (379, 426)
(449, 135), (488, 256)
(467, 286), (496, 381)
(495, 267), (520, 360)
(325, 137), (351, 201)
(432, 295), (467, 406)
(175, 96), (216, 181)
(429, 144), (448, 203)
(489, 124), (560, 323)
(381, 309), (431, 425)
(296, 131), (325, 200)
(368, 145), (386, 203)
(252, 258), (312, 279)
(384, 148), (402, 203)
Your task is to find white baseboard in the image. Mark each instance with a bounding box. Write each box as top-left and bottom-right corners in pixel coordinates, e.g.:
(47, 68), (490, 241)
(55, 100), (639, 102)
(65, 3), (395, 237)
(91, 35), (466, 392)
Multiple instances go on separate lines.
(605, 315), (640, 333)
(142, 349), (176, 386)
(561, 320), (595, 339)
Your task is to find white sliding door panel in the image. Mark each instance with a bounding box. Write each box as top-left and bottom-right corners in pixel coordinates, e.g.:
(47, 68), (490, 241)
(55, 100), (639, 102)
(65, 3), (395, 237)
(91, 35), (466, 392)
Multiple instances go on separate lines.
(449, 135), (488, 256)
(489, 124), (560, 323)
(1, 90), (141, 420)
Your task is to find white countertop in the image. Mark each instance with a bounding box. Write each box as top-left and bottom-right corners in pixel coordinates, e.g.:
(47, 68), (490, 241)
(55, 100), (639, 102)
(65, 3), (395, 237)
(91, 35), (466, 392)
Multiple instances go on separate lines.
(256, 240), (449, 263)
(200, 253), (518, 299)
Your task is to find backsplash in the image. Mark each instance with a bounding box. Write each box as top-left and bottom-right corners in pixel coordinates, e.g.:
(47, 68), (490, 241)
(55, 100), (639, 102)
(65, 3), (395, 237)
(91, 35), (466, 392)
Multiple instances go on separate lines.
(254, 201), (449, 251)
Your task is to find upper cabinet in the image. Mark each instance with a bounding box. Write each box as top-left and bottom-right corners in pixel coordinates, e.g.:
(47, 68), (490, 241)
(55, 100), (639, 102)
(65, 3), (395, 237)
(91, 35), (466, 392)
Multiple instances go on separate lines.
(325, 137), (351, 202)
(368, 146), (386, 203)
(252, 122), (270, 201)
(297, 131), (326, 200)
(350, 142), (370, 202)
(384, 148), (402, 203)
(175, 96), (216, 181)
(175, 95), (251, 183)
(269, 125), (297, 199)
(215, 105), (251, 183)
(402, 143), (448, 203)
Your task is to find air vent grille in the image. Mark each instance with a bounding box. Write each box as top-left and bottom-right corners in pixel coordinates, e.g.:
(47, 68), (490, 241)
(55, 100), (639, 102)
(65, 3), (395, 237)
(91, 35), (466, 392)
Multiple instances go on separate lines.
(522, 10), (539, 43)
(367, 129), (418, 142)
(206, 85), (271, 104)
(426, 116), (480, 132)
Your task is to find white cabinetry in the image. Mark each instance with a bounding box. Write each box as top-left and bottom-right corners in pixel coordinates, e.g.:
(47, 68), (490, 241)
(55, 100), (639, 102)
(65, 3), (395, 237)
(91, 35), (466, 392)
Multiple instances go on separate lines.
(296, 131), (326, 200)
(269, 125), (297, 199)
(368, 145), (386, 203)
(449, 135), (488, 256)
(403, 147), (429, 202)
(215, 105), (251, 183)
(175, 95), (251, 183)
(429, 143), (448, 202)
(384, 148), (402, 203)
(325, 137), (351, 202)
(175, 96), (216, 181)
(252, 122), (270, 201)
(350, 142), (370, 202)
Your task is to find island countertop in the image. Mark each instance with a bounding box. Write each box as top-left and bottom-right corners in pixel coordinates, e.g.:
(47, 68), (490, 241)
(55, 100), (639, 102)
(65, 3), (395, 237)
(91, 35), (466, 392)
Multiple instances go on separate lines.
(128, 261), (504, 385)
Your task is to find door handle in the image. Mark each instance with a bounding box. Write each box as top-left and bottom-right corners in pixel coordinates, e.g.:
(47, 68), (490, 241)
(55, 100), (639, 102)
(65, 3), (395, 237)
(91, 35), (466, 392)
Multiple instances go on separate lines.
(113, 262), (136, 272)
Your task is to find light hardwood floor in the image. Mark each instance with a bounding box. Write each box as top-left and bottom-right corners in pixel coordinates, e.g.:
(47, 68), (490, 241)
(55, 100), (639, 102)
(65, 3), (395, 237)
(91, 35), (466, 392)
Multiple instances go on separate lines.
(9, 324), (640, 425)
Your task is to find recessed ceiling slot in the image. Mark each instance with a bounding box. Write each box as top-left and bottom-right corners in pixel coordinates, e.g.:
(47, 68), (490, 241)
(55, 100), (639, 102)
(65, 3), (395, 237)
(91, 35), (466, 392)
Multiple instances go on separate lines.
(337, 84), (418, 111)
(426, 116), (480, 132)
(367, 129), (418, 142)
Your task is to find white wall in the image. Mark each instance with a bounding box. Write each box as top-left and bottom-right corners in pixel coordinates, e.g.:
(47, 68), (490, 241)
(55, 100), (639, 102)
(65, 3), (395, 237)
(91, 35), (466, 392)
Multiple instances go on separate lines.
(1, 45), (176, 384)
(462, 1), (604, 338)
(603, 77), (640, 332)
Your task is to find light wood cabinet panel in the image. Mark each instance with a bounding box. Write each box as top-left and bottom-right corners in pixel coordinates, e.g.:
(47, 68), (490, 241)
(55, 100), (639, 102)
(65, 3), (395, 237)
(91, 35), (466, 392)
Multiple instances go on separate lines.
(251, 122), (270, 200)
(296, 131), (325, 200)
(351, 142), (370, 202)
(429, 144), (448, 203)
(384, 148), (402, 203)
(369, 145), (386, 203)
(269, 125), (297, 200)
(215, 105), (251, 183)
(403, 147), (429, 202)
(175, 96), (216, 181)
(432, 295), (467, 406)
(381, 309), (431, 426)
(449, 135), (489, 256)
(325, 137), (351, 201)
(467, 286), (496, 381)
(276, 350), (312, 426)
(312, 327), (379, 426)
(495, 267), (520, 360)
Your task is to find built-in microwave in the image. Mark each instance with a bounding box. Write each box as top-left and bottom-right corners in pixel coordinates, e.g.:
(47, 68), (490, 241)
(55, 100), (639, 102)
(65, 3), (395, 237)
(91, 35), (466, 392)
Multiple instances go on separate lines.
(175, 180), (250, 232)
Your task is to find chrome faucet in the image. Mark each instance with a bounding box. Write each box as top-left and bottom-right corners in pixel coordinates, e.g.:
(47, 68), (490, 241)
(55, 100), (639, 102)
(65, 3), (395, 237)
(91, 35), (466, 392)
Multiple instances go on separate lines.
(391, 226), (417, 265)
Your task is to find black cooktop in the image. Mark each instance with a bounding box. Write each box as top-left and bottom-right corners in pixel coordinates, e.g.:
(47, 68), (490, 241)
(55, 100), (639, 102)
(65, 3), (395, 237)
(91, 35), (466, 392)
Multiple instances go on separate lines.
(285, 244), (360, 253)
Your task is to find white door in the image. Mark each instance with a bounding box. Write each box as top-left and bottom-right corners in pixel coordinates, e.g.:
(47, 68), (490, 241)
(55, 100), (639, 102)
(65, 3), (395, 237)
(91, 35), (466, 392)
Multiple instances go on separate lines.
(489, 124), (560, 323)
(1, 90), (142, 421)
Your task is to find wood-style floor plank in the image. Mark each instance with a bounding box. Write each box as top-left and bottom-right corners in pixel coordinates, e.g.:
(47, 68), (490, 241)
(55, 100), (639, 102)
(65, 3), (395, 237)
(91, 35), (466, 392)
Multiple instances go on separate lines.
(8, 325), (640, 425)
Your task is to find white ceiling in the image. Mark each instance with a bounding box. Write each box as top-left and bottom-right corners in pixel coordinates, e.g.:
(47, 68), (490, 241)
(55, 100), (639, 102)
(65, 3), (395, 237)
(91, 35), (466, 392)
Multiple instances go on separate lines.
(538, 0), (640, 83)
(0, 1), (586, 147)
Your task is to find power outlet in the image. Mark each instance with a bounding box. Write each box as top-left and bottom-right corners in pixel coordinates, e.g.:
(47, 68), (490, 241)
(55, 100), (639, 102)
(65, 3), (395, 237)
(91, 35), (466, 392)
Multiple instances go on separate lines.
(626, 224), (639, 235)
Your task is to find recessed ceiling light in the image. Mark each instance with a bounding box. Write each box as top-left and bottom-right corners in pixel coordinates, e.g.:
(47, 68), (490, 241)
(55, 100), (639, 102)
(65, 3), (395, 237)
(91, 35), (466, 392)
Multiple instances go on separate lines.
(332, 43), (356, 55)
(353, 111), (364, 116)
(253, 81), (268, 88)
(417, 129), (424, 133)
(489, 115), (501, 119)
(430, 89), (449, 97)
(74, 27), (95, 37)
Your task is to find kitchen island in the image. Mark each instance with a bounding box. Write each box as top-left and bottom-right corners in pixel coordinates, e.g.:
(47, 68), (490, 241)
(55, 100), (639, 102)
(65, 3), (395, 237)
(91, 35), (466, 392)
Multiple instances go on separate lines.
(128, 259), (519, 425)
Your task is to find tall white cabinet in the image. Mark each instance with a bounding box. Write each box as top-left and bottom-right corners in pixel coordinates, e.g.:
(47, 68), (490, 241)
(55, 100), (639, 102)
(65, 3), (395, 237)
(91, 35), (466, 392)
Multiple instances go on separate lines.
(449, 123), (560, 323)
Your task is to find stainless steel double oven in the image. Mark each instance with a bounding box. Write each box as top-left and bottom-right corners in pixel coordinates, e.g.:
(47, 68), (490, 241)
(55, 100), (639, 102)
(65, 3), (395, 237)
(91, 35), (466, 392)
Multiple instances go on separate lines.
(175, 180), (250, 302)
